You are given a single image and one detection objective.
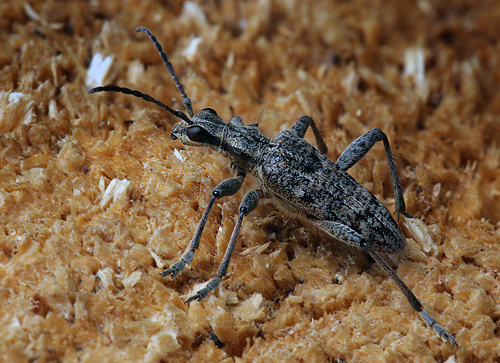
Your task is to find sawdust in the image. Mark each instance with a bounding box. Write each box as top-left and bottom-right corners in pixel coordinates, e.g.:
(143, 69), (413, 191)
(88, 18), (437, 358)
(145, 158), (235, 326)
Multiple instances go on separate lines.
(1, 0), (500, 362)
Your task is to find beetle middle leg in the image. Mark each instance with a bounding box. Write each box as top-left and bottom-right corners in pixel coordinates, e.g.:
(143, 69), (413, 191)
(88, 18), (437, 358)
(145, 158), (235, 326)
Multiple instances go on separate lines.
(289, 115), (328, 154)
(336, 128), (412, 218)
(311, 219), (457, 347)
(185, 189), (263, 304)
(162, 172), (246, 279)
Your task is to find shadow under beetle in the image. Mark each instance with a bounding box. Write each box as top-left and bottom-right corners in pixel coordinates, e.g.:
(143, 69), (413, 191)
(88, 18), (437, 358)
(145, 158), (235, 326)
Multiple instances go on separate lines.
(89, 27), (457, 347)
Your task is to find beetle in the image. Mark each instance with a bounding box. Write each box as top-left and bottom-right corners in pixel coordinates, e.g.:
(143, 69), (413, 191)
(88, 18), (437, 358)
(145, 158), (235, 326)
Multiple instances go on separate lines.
(89, 27), (457, 347)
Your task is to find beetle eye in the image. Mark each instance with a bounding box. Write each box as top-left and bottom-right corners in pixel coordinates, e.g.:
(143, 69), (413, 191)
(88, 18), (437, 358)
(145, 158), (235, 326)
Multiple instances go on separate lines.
(202, 108), (218, 115)
(186, 125), (208, 142)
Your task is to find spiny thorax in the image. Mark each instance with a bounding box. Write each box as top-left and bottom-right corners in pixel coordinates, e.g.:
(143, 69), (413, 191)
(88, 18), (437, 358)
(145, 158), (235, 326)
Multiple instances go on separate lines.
(171, 109), (272, 175)
(218, 124), (271, 175)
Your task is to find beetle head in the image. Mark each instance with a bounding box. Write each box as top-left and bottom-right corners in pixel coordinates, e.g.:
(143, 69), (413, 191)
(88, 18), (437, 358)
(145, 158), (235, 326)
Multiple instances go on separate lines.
(170, 108), (226, 148)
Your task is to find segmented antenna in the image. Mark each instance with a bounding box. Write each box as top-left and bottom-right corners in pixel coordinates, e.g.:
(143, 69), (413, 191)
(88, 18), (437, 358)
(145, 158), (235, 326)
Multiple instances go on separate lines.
(88, 86), (191, 123)
(87, 27), (193, 123)
(135, 27), (193, 118)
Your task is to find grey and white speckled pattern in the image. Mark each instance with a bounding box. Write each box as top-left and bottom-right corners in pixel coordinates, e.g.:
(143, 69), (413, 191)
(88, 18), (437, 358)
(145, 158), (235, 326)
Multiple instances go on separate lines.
(258, 129), (405, 254)
(89, 27), (456, 346)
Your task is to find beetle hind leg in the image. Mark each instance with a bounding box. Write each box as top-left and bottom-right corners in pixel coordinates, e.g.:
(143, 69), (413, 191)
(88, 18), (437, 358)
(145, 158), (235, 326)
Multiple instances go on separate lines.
(336, 128), (412, 218)
(312, 219), (457, 347)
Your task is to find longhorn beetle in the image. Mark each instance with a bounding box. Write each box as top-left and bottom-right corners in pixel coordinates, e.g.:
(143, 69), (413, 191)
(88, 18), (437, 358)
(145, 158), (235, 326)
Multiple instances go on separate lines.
(89, 27), (457, 347)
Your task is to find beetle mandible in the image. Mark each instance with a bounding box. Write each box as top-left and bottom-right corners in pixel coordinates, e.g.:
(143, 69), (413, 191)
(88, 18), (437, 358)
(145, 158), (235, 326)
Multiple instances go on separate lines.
(89, 27), (457, 347)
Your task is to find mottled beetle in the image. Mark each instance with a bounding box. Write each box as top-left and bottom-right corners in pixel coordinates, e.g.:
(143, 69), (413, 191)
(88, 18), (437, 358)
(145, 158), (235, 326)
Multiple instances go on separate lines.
(89, 27), (457, 347)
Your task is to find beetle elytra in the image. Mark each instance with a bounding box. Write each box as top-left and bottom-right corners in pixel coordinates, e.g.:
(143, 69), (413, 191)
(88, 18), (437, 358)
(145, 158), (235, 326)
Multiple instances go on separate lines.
(89, 27), (457, 347)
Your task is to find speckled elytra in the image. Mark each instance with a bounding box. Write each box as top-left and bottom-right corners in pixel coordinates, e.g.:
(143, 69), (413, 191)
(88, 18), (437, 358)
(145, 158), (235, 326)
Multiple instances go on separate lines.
(89, 26), (457, 347)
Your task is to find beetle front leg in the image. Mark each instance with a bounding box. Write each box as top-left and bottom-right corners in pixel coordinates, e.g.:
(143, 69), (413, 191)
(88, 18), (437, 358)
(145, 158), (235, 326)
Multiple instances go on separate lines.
(161, 173), (246, 279)
(312, 219), (457, 347)
(185, 189), (263, 304)
(336, 128), (412, 218)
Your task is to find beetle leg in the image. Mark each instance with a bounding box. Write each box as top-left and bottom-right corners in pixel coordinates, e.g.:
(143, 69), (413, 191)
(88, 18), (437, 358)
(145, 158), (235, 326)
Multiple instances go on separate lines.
(312, 219), (457, 347)
(162, 173), (246, 279)
(336, 128), (412, 218)
(289, 115), (328, 154)
(364, 242), (458, 348)
(186, 189), (263, 304)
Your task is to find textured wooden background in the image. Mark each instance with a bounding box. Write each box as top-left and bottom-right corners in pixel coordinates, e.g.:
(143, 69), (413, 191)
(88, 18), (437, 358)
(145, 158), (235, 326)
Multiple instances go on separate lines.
(1, 0), (499, 362)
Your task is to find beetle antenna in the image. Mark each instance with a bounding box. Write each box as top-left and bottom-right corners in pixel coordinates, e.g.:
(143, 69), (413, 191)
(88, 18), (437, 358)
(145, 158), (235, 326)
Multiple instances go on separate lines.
(135, 27), (194, 118)
(88, 86), (192, 124)
(88, 27), (194, 124)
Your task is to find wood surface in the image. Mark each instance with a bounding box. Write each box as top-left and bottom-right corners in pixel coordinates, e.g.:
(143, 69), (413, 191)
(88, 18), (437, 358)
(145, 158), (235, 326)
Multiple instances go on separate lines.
(1, 1), (499, 361)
